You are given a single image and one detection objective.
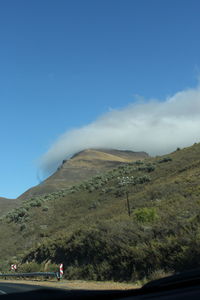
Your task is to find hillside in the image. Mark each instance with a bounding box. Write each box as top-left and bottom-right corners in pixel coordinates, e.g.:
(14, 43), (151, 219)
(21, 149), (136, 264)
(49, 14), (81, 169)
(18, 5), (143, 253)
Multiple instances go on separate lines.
(1, 143), (200, 281)
(18, 148), (148, 201)
(0, 197), (20, 216)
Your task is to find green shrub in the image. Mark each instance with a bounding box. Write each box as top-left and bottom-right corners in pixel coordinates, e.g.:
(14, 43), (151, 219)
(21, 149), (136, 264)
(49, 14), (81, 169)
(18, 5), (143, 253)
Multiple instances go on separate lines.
(138, 164), (155, 172)
(115, 189), (125, 197)
(19, 262), (42, 273)
(158, 157), (172, 163)
(135, 161), (144, 165)
(89, 200), (100, 209)
(42, 206), (49, 212)
(20, 224), (26, 231)
(134, 207), (158, 223)
(45, 263), (59, 272)
(6, 208), (29, 223)
(30, 200), (42, 207)
(137, 175), (151, 184)
(88, 187), (95, 193)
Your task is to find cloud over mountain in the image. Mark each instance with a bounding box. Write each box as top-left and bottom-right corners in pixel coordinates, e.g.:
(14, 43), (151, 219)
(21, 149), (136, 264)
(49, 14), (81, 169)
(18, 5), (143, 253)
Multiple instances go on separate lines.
(40, 86), (200, 175)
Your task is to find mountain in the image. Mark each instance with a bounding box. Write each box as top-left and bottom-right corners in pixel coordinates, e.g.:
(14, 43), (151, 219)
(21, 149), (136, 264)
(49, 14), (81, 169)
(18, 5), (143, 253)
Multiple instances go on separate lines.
(1, 143), (200, 281)
(0, 197), (20, 216)
(18, 148), (149, 200)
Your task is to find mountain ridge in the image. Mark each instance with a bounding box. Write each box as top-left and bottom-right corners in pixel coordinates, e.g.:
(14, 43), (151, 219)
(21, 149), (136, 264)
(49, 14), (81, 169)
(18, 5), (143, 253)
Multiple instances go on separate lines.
(17, 148), (149, 201)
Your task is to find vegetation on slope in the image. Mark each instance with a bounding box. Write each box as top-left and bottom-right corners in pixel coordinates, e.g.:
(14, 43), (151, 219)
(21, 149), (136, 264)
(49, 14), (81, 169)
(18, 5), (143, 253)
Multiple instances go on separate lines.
(1, 143), (200, 281)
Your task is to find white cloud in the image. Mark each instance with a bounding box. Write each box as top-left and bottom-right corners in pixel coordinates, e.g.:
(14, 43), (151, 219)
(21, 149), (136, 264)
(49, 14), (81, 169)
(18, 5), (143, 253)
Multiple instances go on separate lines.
(40, 86), (200, 175)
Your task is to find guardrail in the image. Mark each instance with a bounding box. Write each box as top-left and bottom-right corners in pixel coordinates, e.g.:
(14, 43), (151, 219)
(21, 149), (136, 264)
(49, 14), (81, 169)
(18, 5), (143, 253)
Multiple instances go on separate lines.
(0, 272), (59, 280)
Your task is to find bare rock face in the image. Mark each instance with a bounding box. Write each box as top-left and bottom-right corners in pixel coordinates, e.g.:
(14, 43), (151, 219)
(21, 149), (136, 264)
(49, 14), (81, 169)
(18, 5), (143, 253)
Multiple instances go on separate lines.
(18, 148), (149, 201)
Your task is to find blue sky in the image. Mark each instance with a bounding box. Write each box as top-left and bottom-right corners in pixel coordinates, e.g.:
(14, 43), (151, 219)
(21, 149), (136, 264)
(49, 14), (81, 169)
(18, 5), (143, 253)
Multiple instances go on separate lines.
(1, 0), (200, 198)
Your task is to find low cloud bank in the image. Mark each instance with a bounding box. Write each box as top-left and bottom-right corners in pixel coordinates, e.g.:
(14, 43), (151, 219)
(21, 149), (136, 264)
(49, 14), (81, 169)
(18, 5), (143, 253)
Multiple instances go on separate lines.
(40, 86), (200, 175)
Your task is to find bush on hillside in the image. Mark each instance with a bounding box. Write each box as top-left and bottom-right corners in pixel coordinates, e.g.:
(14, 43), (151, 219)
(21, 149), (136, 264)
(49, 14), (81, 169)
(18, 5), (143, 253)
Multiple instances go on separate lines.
(158, 157), (172, 163)
(19, 262), (42, 273)
(134, 207), (158, 223)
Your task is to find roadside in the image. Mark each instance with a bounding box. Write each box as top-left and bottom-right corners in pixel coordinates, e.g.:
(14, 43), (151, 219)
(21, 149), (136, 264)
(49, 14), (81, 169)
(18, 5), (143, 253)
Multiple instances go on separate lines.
(0, 279), (140, 290)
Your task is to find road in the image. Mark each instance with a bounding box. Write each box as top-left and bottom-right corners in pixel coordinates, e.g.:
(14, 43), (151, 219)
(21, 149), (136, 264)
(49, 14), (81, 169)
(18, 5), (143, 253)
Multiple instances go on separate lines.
(0, 282), (69, 299)
(0, 282), (44, 294)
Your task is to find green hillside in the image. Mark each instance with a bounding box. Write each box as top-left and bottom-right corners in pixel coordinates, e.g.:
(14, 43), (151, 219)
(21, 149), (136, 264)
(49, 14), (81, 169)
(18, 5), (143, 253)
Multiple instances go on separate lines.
(0, 143), (200, 282)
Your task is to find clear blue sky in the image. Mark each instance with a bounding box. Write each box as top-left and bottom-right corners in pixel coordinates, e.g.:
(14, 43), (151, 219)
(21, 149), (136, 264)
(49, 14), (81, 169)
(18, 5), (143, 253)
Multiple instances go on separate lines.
(1, 0), (200, 198)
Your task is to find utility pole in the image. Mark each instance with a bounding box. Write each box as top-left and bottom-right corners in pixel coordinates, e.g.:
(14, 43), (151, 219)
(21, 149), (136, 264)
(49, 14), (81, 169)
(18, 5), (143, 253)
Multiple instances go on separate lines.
(126, 191), (131, 217)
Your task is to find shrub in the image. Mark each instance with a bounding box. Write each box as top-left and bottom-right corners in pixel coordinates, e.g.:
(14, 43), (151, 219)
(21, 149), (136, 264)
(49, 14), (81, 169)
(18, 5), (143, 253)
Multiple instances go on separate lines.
(42, 206), (49, 212)
(141, 164), (156, 172)
(158, 157), (172, 163)
(118, 175), (150, 186)
(134, 207), (158, 223)
(20, 224), (26, 231)
(135, 161), (144, 165)
(89, 200), (100, 209)
(137, 175), (151, 184)
(6, 208), (29, 223)
(88, 187), (95, 193)
(115, 189), (125, 197)
(30, 199), (42, 207)
(19, 262), (42, 273)
(45, 263), (59, 272)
